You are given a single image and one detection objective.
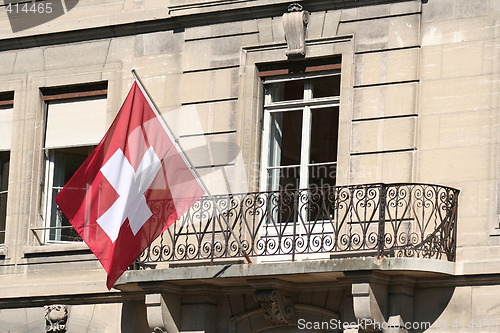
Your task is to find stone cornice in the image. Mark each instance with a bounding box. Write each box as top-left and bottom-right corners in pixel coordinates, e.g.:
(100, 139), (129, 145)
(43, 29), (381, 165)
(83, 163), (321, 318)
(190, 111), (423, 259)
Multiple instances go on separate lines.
(0, 0), (416, 52)
(0, 291), (143, 310)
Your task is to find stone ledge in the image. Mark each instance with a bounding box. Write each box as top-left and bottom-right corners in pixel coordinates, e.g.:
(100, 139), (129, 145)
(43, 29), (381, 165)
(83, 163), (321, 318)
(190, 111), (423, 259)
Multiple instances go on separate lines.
(0, 291), (131, 309)
(22, 243), (94, 264)
(23, 242), (90, 255)
(116, 257), (456, 289)
(168, 0), (416, 18)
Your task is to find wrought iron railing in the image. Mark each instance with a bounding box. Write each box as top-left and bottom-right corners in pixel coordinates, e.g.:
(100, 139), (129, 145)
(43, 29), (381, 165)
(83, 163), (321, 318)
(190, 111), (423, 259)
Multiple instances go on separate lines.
(137, 183), (459, 265)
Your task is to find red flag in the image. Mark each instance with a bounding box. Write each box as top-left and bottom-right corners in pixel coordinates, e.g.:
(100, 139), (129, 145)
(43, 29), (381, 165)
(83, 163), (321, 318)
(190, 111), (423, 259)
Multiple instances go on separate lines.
(56, 82), (204, 289)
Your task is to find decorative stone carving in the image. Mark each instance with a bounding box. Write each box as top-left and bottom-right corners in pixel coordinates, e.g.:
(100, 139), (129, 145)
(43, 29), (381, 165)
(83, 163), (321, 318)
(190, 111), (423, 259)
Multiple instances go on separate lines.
(44, 304), (68, 333)
(282, 3), (309, 57)
(254, 289), (295, 326)
(152, 328), (167, 333)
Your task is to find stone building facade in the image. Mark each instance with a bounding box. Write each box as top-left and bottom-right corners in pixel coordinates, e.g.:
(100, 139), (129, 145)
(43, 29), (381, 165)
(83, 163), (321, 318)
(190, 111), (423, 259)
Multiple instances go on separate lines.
(0, 0), (499, 332)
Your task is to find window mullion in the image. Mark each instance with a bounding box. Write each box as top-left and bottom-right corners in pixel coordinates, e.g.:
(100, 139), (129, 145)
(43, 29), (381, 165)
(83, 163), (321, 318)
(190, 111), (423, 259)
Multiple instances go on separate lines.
(304, 80), (313, 101)
(264, 86), (273, 106)
(260, 110), (271, 192)
(299, 81), (313, 189)
(43, 153), (55, 243)
(299, 105), (311, 190)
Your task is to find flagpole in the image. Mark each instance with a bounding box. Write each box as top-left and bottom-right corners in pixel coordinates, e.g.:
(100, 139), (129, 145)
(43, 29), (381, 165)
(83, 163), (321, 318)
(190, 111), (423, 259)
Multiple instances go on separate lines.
(130, 68), (252, 264)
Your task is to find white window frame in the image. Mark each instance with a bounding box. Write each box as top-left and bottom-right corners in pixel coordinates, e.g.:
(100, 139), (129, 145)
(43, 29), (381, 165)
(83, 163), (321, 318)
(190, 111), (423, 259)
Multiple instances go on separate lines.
(0, 151), (9, 245)
(259, 71), (341, 193)
(0, 97), (13, 246)
(258, 71), (341, 262)
(42, 146), (95, 243)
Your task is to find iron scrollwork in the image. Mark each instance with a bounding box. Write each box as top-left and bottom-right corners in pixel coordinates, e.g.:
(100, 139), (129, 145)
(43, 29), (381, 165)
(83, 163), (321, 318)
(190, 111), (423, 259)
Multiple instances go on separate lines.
(137, 183), (459, 265)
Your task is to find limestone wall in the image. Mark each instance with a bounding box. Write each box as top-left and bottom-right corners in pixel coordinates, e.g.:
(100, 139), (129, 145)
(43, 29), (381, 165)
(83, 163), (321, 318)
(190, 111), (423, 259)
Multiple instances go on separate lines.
(0, 0), (498, 331)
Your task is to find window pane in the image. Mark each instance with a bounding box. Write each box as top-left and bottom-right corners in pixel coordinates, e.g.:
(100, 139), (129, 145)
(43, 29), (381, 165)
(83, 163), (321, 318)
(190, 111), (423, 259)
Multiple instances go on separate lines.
(307, 186), (336, 222)
(49, 146), (92, 242)
(309, 163), (337, 188)
(267, 166), (300, 191)
(269, 111), (302, 167)
(0, 151), (9, 245)
(0, 191), (5, 244)
(267, 168), (300, 224)
(274, 189), (298, 224)
(52, 147), (91, 187)
(0, 105), (13, 151)
(50, 189), (82, 242)
(311, 75), (341, 98)
(0, 151), (9, 192)
(309, 107), (339, 164)
(269, 80), (305, 102)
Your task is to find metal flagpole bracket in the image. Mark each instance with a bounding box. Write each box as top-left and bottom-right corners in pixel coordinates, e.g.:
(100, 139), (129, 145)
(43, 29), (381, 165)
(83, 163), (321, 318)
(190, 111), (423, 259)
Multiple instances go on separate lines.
(130, 68), (252, 264)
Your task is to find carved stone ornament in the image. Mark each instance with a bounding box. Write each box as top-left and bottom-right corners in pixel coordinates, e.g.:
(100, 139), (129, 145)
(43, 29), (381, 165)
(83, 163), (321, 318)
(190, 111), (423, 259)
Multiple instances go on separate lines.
(152, 328), (167, 333)
(44, 305), (68, 333)
(282, 3), (309, 57)
(254, 289), (295, 326)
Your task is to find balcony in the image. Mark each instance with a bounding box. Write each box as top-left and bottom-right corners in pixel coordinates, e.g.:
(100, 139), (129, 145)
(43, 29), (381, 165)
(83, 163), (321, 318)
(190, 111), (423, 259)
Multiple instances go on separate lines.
(136, 183), (459, 266)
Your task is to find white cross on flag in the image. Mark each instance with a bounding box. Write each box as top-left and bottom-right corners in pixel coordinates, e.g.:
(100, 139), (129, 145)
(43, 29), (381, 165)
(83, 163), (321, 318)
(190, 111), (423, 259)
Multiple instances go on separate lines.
(56, 81), (204, 289)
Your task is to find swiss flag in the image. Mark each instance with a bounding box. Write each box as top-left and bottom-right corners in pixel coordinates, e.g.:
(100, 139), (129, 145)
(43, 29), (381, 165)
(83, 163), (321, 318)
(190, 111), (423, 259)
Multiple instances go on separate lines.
(56, 82), (204, 289)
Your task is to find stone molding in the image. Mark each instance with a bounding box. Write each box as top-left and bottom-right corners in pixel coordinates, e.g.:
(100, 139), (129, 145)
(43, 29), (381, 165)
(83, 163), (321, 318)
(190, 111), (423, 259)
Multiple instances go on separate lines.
(145, 292), (181, 333)
(0, 0), (417, 52)
(139, 285), (183, 333)
(347, 272), (389, 332)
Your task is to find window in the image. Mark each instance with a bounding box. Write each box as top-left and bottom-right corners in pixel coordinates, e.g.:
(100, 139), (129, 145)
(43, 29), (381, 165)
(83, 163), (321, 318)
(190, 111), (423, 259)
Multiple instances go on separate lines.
(0, 92), (13, 245)
(260, 67), (341, 223)
(261, 72), (341, 191)
(41, 83), (107, 242)
(44, 146), (94, 242)
(0, 152), (9, 245)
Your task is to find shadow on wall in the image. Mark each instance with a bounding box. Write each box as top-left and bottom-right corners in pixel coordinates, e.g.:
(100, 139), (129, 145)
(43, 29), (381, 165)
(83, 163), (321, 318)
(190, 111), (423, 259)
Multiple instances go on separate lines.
(6, 0), (80, 33)
(413, 286), (455, 333)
